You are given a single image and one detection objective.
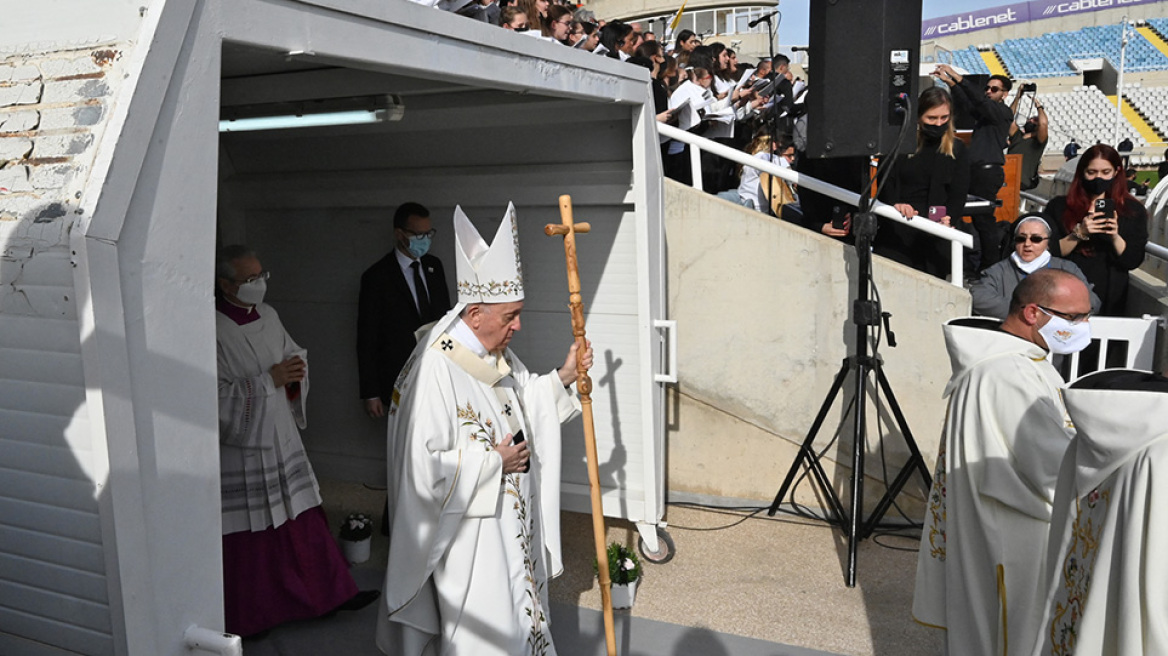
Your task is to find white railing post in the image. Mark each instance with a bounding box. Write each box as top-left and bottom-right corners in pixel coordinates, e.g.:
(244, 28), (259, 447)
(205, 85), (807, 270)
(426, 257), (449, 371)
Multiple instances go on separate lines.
(951, 240), (964, 285)
(688, 142), (703, 192)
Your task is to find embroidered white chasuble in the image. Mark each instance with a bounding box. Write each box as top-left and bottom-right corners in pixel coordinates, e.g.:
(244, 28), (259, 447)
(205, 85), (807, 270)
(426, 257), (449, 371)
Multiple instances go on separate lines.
(216, 304), (321, 535)
(914, 319), (1074, 655)
(377, 322), (580, 656)
(1030, 385), (1168, 656)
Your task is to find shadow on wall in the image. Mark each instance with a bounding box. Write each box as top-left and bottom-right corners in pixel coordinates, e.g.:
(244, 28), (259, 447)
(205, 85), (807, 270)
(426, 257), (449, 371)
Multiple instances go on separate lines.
(1, 209), (98, 650)
(597, 348), (627, 496)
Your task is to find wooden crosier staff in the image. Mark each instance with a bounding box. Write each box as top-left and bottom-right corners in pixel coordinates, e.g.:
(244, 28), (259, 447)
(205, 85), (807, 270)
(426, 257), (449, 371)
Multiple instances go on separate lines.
(545, 195), (617, 656)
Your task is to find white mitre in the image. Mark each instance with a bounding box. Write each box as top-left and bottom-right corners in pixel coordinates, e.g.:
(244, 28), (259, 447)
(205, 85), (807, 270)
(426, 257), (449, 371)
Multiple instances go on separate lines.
(454, 202), (525, 305)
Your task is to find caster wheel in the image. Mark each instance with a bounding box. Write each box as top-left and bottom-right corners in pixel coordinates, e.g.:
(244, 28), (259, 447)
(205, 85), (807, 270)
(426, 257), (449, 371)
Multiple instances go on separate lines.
(638, 527), (675, 564)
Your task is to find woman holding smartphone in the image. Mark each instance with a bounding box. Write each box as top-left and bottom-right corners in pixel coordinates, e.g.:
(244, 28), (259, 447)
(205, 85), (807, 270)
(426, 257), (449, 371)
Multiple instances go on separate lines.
(1043, 144), (1148, 316)
(876, 86), (969, 279)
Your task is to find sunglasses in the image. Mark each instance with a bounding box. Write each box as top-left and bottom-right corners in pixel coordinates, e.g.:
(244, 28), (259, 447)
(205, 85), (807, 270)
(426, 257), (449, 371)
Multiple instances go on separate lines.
(1038, 305), (1091, 325)
(985, 85), (1004, 93)
(1014, 234), (1047, 243)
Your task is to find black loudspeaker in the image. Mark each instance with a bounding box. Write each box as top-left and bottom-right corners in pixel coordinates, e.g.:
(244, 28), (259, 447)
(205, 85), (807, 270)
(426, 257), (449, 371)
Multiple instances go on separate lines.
(806, 0), (923, 159)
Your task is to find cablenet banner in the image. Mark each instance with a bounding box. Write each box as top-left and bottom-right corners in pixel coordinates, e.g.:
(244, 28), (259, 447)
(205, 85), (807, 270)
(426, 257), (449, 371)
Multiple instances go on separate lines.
(921, 0), (1164, 39)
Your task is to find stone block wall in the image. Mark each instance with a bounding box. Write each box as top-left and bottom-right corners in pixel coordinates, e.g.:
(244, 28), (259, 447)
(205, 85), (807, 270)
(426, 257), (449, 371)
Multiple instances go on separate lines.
(0, 45), (124, 318)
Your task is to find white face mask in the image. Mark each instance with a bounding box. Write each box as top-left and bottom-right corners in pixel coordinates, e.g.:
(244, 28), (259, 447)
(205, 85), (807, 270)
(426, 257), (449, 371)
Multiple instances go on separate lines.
(1011, 249), (1051, 274)
(234, 278), (267, 307)
(1037, 309), (1091, 355)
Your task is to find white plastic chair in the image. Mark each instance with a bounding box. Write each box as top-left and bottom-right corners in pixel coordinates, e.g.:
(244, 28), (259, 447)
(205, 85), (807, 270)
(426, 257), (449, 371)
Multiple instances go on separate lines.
(1065, 315), (1164, 382)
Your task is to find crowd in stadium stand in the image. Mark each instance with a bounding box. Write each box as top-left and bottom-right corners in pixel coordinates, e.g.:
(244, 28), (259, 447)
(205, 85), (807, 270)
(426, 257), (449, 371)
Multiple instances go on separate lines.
(412, 0), (1153, 318)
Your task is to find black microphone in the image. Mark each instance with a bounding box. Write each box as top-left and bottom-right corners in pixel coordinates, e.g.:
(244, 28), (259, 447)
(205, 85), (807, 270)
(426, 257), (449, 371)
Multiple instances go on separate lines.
(748, 11), (778, 28)
(790, 45), (810, 52)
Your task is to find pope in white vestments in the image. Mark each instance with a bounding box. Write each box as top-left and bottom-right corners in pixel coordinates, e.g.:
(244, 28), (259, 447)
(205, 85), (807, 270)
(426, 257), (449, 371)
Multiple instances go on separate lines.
(1030, 370), (1168, 656)
(376, 204), (589, 656)
(914, 315), (1078, 654)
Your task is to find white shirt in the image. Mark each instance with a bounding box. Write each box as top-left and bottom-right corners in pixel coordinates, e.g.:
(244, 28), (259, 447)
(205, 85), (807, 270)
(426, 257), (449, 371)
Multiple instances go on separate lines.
(395, 247), (430, 310)
(737, 152), (779, 211)
(667, 80), (712, 155)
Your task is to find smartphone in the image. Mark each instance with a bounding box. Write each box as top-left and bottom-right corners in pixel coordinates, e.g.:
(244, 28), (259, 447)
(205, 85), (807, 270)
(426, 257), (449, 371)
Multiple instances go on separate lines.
(928, 205), (946, 222)
(1094, 198), (1115, 217)
(831, 206), (847, 230)
(511, 430), (530, 473)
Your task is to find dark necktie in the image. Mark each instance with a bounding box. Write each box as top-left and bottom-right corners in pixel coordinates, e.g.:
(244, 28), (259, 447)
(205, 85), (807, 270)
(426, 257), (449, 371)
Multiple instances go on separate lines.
(411, 261), (432, 319)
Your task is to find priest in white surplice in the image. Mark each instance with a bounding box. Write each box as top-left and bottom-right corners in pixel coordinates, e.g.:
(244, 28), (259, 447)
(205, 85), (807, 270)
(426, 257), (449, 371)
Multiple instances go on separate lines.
(376, 204), (591, 656)
(215, 245), (376, 637)
(1030, 369), (1168, 656)
(913, 269), (1092, 655)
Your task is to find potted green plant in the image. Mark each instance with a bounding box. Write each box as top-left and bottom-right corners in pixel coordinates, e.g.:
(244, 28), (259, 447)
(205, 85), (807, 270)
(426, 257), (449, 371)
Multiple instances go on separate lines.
(595, 541), (642, 609)
(338, 512), (373, 564)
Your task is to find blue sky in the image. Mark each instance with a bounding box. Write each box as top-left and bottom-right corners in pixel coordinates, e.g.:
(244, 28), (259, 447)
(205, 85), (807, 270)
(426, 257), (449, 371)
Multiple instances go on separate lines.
(779, 0), (1008, 45)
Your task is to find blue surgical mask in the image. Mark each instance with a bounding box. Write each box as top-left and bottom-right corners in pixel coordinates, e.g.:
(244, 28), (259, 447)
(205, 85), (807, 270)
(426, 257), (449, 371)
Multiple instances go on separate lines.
(407, 235), (432, 259)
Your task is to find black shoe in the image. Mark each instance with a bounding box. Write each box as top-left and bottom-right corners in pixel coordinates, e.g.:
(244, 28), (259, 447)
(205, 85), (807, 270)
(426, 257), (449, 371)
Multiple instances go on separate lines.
(338, 589), (379, 612)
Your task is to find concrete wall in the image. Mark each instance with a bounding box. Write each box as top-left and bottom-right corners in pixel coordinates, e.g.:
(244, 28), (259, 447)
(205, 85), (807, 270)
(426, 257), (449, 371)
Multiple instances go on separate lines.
(663, 182), (971, 513)
(0, 1), (143, 54)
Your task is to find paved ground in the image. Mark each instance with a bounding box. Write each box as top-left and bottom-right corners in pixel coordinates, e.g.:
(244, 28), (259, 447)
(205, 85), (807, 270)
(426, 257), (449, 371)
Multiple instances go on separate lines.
(240, 480), (942, 655)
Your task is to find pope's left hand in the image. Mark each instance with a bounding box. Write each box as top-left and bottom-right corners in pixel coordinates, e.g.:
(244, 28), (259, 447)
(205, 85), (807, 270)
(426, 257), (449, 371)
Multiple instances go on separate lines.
(558, 339), (593, 387)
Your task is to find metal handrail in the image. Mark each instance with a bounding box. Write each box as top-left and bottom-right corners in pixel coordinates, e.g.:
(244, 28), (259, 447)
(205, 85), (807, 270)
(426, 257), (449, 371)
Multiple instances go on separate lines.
(657, 122), (974, 287)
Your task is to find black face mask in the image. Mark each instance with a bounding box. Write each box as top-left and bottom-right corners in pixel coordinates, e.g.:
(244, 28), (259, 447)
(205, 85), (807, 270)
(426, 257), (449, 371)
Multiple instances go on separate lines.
(1082, 176), (1113, 196)
(1023, 120), (1038, 134)
(920, 121), (948, 141)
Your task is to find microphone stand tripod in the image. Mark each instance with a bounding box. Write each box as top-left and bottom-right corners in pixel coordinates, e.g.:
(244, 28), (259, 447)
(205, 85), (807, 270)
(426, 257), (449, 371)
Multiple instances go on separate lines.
(766, 189), (933, 588)
(752, 12), (781, 217)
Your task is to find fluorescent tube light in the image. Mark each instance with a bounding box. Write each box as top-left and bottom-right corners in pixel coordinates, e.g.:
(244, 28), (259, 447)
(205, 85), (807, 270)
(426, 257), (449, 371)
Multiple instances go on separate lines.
(219, 109), (384, 132)
(218, 94), (403, 133)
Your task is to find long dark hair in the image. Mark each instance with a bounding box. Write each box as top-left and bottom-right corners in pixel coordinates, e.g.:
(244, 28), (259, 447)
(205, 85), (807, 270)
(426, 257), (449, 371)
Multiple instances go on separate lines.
(706, 42), (730, 80)
(635, 40), (663, 59)
(1062, 143), (1131, 234)
(599, 21), (631, 58)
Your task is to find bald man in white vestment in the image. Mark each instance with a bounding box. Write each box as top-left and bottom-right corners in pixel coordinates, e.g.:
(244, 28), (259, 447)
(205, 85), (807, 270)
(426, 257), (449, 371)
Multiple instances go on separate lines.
(376, 204), (591, 656)
(1030, 369), (1168, 656)
(914, 269), (1092, 655)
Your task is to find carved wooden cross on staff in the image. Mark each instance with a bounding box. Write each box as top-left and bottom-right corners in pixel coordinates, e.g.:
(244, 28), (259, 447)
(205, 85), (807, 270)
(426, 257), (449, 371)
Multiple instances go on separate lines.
(545, 194), (617, 656)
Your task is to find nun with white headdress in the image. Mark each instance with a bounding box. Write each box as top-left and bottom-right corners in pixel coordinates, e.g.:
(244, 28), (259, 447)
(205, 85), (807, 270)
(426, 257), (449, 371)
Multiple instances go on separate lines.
(970, 214), (1101, 319)
(376, 203), (592, 656)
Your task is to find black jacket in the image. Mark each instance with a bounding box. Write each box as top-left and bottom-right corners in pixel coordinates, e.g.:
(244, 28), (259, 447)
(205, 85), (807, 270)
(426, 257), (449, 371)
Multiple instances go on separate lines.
(1043, 195), (1148, 316)
(356, 252), (451, 401)
(952, 77), (1012, 166)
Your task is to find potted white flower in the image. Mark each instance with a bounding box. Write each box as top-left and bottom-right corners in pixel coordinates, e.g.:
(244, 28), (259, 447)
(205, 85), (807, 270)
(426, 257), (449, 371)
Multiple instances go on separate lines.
(595, 542), (642, 609)
(338, 513), (373, 564)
